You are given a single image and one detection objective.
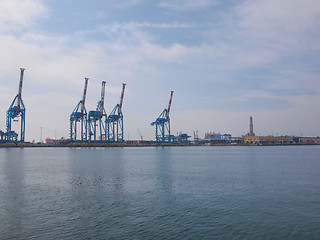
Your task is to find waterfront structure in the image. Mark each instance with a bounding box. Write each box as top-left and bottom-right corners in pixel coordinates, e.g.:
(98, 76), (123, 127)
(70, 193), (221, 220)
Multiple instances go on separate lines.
(249, 116), (255, 136)
(0, 130), (5, 141)
(243, 116), (256, 137)
(107, 83), (126, 142)
(151, 91), (174, 143)
(88, 81), (107, 142)
(176, 133), (191, 143)
(245, 136), (294, 144)
(46, 137), (69, 145)
(6, 68), (26, 142)
(205, 132), (232, 141)
(70, 78), (89, 142)
(299, 137), (320, 144)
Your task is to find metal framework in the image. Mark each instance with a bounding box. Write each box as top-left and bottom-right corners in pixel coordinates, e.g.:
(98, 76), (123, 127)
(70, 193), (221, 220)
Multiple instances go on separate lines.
(107, 83), (126, 142)
(88, 81), (107, 142)
(0, 130), (5, 142)
(151, 91), (174, 143)
(6, 68), (26, 142)
(70, 78), (89, 142)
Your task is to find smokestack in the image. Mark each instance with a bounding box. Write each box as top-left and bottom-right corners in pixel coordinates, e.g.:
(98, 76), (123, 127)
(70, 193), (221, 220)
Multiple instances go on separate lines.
(249, 116), (254, 136)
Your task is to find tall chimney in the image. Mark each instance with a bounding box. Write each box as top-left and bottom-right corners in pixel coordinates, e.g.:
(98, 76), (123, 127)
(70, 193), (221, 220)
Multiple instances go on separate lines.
(249, 116), (254, 136)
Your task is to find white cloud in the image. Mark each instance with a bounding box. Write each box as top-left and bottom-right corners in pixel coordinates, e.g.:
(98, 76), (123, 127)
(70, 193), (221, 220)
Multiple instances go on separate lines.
(77, 21), (198, 37)
(159, 0), (219, 11)
(236, 0), (320, 51)
(139, 42), (201, 62)
(118, 21), (198, 29)
(0, 0), (49, 31)
(117, 0), (144, 8)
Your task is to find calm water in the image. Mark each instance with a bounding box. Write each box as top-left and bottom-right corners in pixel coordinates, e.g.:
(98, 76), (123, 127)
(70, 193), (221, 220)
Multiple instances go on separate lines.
(0, 146), (319, 239)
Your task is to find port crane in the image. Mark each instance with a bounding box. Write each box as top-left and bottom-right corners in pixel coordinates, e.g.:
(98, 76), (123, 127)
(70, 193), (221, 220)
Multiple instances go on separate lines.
(0, 130), (5, 142)
(88, 81), (107, 142)
(107, 83), (126, 142)
(151, 91), (174, 143)
(6, 68), (26, 142)
(138, 129), (143, 140)
(70, 78), (89, 142)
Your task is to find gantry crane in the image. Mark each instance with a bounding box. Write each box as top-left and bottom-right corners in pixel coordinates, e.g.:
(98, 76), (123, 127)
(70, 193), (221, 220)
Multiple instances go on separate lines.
(70, 78), (89, 142)
(138, 129), (143, 140)
(88, 81), (107, 142)
(0, 130), (5, 142)
(151, 91), (174, 143)
(6, 68), (26, 142)
(107, 83), (126, 142)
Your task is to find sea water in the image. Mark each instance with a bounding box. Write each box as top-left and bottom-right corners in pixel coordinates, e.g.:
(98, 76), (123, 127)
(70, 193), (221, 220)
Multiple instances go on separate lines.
(0, 146), (319, 239)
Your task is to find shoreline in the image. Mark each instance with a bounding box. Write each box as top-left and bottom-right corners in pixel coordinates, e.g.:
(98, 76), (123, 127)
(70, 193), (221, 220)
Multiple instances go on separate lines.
(0, 142), (319, 148)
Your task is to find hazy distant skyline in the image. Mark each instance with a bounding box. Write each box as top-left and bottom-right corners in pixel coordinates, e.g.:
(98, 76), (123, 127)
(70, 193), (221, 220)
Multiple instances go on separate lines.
(0, 0), (319, 141)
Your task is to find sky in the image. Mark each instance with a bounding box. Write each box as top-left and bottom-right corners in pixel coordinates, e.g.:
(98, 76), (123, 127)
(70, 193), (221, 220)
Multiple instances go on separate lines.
(0, 0), (319, 141)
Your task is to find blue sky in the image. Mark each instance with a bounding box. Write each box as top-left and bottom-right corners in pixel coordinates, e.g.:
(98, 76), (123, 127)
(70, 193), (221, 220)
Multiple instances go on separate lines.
(0, 0), (319, 141)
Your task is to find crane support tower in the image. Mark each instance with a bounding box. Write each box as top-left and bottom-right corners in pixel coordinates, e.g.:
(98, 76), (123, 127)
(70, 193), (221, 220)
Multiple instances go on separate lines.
(0, 130), (5, 142)
(88, 81), (107, 142)
(6, 68), (26, 142)
(151, 91), (174, 143)
(70, 78), (89, 142)
(107, 83), (126, 142)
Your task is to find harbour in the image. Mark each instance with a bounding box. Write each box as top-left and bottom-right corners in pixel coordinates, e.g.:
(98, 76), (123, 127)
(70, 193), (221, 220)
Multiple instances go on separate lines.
(1, 146), (320, 239)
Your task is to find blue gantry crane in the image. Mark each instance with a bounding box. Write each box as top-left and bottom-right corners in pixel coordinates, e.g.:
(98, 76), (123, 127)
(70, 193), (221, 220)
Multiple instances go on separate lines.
(70, 78), (89, 142)
(0, 130), (5, 142)
(88, 81), (107, 142)
(6, 68), (26, 142)
(151, 91), (174, 143)
(107, 83), (126, 142)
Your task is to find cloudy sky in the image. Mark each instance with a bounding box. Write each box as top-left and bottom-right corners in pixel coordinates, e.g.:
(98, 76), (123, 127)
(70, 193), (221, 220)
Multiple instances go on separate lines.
(0, 0), (319, 141)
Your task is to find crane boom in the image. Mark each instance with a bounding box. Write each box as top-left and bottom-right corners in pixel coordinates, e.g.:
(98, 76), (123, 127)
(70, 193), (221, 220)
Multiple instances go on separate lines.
(118, 83), (126, 117)
(100, 81), (106, 116)
(81, 78), (89, 116)
(17, 68), (25, 112)
(166, 91), (174, 121)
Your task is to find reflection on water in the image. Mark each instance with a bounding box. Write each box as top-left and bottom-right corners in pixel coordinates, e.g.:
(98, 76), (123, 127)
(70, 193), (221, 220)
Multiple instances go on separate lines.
(0, 146), (319, 239)
(69, 148), (125, 192)
(154, 147), (174, 193)
(1, 149), (26, 239)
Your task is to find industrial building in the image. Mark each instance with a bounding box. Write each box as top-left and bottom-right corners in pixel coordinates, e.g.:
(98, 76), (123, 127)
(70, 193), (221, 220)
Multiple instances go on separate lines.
(297, 137), (320, 144)
(244, 136), (295, 145)
(205, 132), (232, 141)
